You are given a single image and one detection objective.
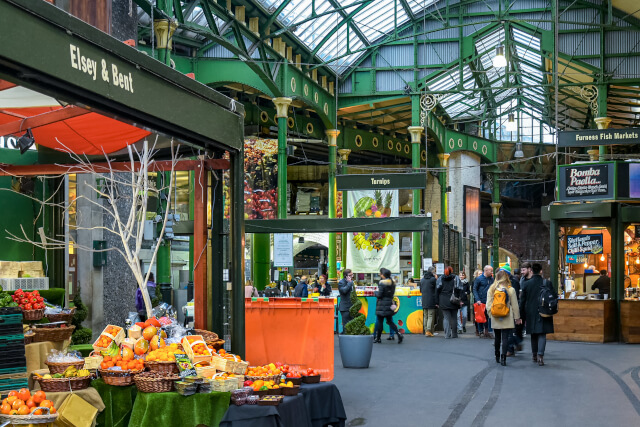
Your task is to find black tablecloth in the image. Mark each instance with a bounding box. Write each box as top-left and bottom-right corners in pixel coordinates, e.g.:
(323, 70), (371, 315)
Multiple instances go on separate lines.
(299, 383), (347, 427)
(220, 394), (312, 427)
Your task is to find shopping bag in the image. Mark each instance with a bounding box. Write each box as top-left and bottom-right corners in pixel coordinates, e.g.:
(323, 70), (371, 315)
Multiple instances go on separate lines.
(56, 393), (99, 427)
(474, 302), (487, 323)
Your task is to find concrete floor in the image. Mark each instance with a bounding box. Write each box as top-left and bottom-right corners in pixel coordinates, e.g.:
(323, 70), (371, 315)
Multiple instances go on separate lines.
(332, 329), (640, 427)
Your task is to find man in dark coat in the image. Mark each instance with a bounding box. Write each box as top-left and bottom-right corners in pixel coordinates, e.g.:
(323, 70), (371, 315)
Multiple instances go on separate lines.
(293, 276), (309, 298)
(420, 267), (437, 337)
(473, 265), (494, 338)
(519, 263), (555, 366)
(591, 269), (611, 297)
(337, 269), (354, 334)
(508, 268), (524, 355)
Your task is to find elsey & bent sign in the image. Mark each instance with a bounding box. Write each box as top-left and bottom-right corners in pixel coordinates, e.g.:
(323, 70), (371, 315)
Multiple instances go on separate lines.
(69, 44), (134, 93)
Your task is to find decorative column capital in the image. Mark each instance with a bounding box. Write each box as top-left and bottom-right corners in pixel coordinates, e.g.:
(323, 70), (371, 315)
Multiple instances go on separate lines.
(407, 126), (423, 143)
(326, 129), (340, 146)
(338, 149), (351, 161)
(490, 202), (502, 216)
(272, 97), (292, 118)
(594, 117), (612, 130)
(154, 20), (178, 49)
(437, 153), (450, 167)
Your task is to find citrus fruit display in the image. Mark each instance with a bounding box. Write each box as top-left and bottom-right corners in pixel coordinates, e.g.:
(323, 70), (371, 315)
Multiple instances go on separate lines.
(0, 389), (57, 416)
(146, 343), (185, 362)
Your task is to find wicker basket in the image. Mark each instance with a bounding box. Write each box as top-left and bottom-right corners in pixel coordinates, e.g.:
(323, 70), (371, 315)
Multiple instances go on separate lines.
(24, 333), (34, 345)
(194, 329), (218, 341)
(45, 359), (85, 374)
(45, 308), (76, 323)
(37, 375), (92, 392)
(99, 369), (142, 386)
(145, 360), (179, 375)
(22, 308), (45, 322)
(181, 335), (212, 364)
(245, 374), (280, 383)
(84, 351), (103, 370)
(32, 325), (75, 343)
(214, 356), (249, 375)
(301, 374), (321, 384)
(134, 373), (179, 393)
(0, 406), (58, 424)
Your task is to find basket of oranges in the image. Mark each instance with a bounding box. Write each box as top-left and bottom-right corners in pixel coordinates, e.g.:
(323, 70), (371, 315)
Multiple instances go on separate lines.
(0, 389), (58, 424)
(244, 363), (282, 383)
(212, 349), (249, 375)
(93, 325), (125, 352)
(181, 335), (212, 364)
(145, 344), (184, 375)
(98, 354), (145, 386)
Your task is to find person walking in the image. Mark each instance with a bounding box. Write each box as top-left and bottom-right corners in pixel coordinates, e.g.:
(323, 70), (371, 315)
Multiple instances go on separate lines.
(486, 270), (521, 366)
(293, 276), (309, 298)
(435, 266), (463, 339)
(338, 269), (354, 334)
(136, 272), (156, 321)
(473, 265), (494, 338)
(472, 269), (483, 336)
(420, 267), (438, 337)
(373, 268), (403, 344)
(507, 267), (524, 355)
(591, 269), (611, 297)
(457, 271), (471, 334)
(519, 263), (555, 366)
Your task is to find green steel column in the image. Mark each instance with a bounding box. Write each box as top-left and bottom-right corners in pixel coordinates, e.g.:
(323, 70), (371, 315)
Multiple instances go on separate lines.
(273, 98), (292, 219)
(437, 153), (450, 223)
(408, 126), (423, 279)
(338, 149), (351, 268)
(327, 130), (340, 285)
(153, 1), (176, 66)
(595, 84), (610, 161)
(549, 219), (559, 292)
(490, 173), (502, 271)
(230, 149), (246, 358)
(156, 172), (171, 302)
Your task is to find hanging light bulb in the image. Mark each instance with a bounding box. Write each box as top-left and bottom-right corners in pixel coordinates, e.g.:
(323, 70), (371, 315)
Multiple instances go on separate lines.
(600, 253), (605, 262)
(636, 257), (639, 265)
(493, 45), (507, 68)
(514, 142), (524, 158)
(584, 261), (588, 268)
(505, 113), (518, 132)
(627, 259), (630, 266)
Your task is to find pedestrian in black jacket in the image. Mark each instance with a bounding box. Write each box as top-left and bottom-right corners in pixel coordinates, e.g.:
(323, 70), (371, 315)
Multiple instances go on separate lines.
(337, 269), (354, 333)
(508, 268), (524, 355)
(420, 267), (437, 336)
(293, 276), (308, 298)
(457, 271), (470, 334)
(373, 268), (403, 344)
(436, 266), (463, 339)
(519, 263), (555, 366)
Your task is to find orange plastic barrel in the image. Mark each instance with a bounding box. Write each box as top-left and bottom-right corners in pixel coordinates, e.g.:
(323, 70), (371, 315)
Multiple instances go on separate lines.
(245, 297), (335, 381)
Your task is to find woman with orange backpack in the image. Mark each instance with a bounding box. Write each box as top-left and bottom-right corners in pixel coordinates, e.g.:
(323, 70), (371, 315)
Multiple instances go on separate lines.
(486, 270), (521, 366)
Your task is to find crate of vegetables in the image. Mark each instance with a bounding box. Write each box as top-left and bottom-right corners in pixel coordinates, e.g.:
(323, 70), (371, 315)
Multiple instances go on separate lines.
(92, 325), (125, 352)
(181, 335), (212, 364)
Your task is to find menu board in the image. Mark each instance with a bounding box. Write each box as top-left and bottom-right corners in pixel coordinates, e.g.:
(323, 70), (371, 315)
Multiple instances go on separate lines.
(566, 234), (603, 255)
(273, 233), (293, 267)
(558, 164), (613, 200)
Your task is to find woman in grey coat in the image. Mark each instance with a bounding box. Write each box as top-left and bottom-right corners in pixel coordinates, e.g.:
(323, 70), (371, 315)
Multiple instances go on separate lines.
(435, 266), (463, 339)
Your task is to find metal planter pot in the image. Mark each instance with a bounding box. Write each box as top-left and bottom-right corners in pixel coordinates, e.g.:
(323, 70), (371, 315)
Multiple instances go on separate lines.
(338, 334), (374, 368)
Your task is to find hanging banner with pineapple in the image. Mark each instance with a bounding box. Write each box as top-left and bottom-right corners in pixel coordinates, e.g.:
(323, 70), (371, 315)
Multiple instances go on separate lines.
(346, 190), (400, 273)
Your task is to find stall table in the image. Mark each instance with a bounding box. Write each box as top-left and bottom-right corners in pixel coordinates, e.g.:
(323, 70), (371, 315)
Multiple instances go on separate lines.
(298, 382), (346, 427)
(620, 301), (640, 343)
(25, 340), (71, 373)
(548, 300), (615, 343)
(220, 394), (312, 427)
(44, 386), (105, 427)
(128, 390), (230, 427)
(92, 378), (137, 427)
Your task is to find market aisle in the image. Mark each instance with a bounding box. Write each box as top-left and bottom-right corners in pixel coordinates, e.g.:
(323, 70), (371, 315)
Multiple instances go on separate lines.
(332, 333), (640, 427)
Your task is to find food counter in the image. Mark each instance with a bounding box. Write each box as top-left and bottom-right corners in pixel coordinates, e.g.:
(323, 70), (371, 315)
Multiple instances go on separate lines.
(548, 299), (616, 343)
(620, 300), (640, 343)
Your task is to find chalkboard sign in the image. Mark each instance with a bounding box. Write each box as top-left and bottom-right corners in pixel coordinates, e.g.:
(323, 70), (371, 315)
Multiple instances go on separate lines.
(566, 234), (603, 255)
(558, 164), (613, 201)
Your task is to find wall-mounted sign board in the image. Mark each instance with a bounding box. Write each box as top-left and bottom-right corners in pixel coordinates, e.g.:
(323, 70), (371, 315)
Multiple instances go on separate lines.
(336, 173), (427, 190)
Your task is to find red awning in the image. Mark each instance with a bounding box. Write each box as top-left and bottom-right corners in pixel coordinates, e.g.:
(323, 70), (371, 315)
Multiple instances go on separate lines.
(0, 84), (150, 155)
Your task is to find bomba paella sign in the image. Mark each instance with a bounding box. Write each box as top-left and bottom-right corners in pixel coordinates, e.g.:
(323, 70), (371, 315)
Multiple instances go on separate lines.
(558, 164), (614, 201)
(566, 234), (603, 255)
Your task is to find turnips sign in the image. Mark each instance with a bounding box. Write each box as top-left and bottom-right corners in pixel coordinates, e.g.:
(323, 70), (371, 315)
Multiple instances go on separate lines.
(558, 163), (614, 201)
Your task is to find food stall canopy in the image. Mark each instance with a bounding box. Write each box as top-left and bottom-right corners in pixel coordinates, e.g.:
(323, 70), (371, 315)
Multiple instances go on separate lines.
(0, 84), (150, 155)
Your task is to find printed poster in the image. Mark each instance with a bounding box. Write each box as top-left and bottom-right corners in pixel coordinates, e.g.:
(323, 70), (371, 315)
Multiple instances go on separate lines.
(346, 190), (399, 273)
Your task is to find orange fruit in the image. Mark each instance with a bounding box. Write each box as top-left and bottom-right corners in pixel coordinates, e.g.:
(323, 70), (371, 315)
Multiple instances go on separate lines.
(33, 408), (43, 415)
(7, 391), (17, 398)
(32, 391), (46, 404)
(50, 407), (57, 414)
(39, 400), (53, 409)
(9, 409), (18, 415)
(1, 404), (12, 415)
(12, 399), (24, 410)
(17, 405), (30, 415)
(17, 388), (30, 402)
(25, 399), (36, 408)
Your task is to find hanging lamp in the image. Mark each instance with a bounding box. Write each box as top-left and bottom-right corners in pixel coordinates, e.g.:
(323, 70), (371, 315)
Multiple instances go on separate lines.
(493, 46), (507, 68)
(505, 113), (517, 132)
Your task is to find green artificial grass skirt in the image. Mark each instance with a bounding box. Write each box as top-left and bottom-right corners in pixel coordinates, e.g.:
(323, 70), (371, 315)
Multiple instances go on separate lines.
(128, 391), (231, 427)
(92, 378), (138, 427)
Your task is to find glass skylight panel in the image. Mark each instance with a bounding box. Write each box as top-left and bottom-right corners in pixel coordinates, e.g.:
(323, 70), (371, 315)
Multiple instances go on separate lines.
(406, 0), (438, 15)
(353, 0), (408, 43)
(295, 12), (341, 49)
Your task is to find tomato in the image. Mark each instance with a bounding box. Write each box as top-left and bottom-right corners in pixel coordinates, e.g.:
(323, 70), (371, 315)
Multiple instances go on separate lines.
(25, 304), (32, 311)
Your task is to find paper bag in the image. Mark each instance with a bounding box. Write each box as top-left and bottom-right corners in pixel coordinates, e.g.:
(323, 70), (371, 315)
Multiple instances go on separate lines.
(56, 394), (98, 427)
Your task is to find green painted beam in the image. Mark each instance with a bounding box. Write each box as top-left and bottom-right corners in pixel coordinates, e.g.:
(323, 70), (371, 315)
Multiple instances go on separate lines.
(245, 217), (431, 233)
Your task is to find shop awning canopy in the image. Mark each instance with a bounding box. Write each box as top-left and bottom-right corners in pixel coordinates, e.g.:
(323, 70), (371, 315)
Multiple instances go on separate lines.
(0, 83), (151, 155)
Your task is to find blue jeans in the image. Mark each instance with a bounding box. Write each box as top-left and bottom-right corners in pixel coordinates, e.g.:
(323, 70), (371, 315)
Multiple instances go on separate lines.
(457, 305), (468, 330)
(374, 315), (398, 338)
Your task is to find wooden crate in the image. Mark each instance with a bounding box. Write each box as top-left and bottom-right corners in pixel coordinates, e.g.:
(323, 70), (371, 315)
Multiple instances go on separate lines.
(92, 325), (125, 352)
(181, 335), (212, 364)
(548, 299), (615, 343)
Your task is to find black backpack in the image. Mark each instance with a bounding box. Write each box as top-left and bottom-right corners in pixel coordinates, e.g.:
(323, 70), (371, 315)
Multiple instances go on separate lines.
(538, 283), (558, 317)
